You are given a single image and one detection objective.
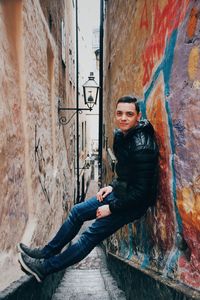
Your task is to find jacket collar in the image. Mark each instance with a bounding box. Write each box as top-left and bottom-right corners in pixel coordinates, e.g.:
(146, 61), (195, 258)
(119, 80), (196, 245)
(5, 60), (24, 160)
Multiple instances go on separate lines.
(115, 119), (151, 139)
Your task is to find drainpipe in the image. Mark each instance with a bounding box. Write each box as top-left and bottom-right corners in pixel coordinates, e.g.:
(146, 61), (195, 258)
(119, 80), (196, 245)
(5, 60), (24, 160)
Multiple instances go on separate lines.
(75, 0), (80, 203)
(98, 0), (104, 187)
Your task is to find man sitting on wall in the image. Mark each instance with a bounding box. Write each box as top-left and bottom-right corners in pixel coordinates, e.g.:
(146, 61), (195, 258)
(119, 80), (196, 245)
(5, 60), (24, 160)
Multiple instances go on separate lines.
(18, 95), (159, 282)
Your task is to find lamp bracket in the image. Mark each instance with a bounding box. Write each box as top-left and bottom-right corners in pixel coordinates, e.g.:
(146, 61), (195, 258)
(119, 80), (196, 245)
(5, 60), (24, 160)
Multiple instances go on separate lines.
(58, 99), (92, 126)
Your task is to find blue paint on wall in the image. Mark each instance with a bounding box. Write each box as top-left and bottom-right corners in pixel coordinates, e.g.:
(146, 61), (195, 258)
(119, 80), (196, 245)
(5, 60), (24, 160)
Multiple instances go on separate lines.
(127, 223), (134, 259)
(141, 254), (150, 269)
(119, 239), (129, 258)
(162, 30), (183, 232)
(131, 29), (184, 273)
(163, 30), (178, 97)
(142, 29), (183, 233)
(162, 248), (180, 277)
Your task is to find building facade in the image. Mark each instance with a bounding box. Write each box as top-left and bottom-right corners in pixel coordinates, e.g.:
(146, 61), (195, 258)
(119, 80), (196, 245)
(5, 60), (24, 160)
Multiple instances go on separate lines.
(103, 0), (200, 296)
(0, 0), (75, 290)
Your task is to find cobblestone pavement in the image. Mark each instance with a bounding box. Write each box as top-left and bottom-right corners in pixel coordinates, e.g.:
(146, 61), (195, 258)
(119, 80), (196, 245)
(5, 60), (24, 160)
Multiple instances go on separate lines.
(51, 180), (126, 300)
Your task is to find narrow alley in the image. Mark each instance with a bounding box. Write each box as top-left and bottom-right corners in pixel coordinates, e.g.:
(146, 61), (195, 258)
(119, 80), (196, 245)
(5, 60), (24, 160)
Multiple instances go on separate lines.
(0, 0), (200, 300)
(51, 245), (126, 300)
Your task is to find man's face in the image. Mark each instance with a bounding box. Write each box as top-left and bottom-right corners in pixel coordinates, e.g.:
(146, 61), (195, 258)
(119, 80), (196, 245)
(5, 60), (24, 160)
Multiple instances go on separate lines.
(115, 102), (141, 134)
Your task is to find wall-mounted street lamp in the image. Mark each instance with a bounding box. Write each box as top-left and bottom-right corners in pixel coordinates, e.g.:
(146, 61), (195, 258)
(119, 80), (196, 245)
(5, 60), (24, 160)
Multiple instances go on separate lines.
(83, 72), (99, 110)
(58, 72), (99, 125)
(58, 71), (99, 203)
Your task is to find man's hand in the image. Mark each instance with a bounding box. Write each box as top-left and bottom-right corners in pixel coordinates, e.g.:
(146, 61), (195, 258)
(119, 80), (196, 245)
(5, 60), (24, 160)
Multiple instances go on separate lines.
(96, 205), (111, 219)
(96, 186), (113, 202)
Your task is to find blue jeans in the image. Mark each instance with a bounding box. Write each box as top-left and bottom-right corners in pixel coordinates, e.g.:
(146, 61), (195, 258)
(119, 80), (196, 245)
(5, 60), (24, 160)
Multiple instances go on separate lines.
(42, 192), (144, 274)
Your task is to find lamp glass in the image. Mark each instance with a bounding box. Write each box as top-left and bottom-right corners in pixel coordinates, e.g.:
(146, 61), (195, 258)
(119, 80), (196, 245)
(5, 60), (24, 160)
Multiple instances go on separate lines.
(83, 72), (99, 109)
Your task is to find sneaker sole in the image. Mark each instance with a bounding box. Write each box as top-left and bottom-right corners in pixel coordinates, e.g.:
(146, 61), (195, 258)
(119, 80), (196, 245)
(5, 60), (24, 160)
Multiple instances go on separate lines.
(18, 254), (42, 283)
(17, 243), (25, 255)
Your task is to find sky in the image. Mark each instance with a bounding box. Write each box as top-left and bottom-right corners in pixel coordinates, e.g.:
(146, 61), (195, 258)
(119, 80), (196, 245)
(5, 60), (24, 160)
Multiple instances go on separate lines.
(78, 0), (100, 84)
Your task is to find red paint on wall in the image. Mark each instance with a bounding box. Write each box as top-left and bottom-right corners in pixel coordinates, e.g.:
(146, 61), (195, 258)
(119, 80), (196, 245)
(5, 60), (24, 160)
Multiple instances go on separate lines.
(187, 7), (198, 38)
(140, 0), (148, 29)
(146, 82), (175, 251)
(142, 0), (190, 86)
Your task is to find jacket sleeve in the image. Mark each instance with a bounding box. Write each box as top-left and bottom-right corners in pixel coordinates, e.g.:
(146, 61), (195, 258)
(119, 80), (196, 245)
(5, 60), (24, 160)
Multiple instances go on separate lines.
(109, 148), (158, 213)
(108, 178), (118, 189)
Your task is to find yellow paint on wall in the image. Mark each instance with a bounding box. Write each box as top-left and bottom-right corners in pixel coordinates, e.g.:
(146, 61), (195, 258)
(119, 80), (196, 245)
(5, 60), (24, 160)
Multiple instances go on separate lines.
(132, 223), (137, 235)
(146, 74), (171, 178)
(177, 176), (200, 231)
(160, 221), (167, 242)
(193, 80), (200, 89)
(188, 47), (199, 81)
(182, 187), (195, 213)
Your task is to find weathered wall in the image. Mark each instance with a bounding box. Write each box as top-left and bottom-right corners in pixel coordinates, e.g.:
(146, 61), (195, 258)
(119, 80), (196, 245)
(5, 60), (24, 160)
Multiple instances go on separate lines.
(104, 0), (200, 294)
(0, 0), (75, 290)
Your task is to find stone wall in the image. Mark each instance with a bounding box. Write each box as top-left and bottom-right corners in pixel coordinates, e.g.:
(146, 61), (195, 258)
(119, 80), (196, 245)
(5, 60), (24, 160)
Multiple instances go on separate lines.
(103, 0), (200, 294)
(0, 0), (75, 290)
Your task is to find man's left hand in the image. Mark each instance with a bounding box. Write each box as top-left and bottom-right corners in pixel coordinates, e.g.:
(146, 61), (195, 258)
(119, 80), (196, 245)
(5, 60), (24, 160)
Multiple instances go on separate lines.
(96, 205), (111, 219)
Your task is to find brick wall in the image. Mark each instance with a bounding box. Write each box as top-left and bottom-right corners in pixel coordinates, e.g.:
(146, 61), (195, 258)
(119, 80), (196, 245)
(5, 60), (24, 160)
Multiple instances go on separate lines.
(0, 0), (75, 290)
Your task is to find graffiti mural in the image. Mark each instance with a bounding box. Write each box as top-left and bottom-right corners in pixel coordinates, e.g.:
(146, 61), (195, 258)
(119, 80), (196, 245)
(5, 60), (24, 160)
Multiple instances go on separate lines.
(105, 0), (200, 292)
(142, 0), (190, 86)
(142, 0), (200, 289)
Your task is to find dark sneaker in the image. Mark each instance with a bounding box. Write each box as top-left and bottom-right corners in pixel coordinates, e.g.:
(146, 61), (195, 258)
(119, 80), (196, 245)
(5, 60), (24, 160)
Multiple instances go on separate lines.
(18, 253), (47, 282)
(17, 243), (45, 259)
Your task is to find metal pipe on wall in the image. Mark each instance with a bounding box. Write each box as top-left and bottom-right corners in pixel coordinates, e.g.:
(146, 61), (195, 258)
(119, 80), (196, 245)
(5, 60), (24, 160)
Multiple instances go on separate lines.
(98, 0), (104, 187)
(75, 0), (80, 203)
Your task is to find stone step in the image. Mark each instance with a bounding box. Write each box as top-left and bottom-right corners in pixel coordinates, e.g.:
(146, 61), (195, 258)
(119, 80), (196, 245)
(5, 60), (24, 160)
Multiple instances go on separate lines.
(51, 219), (126, 300)
(51, 252), (127, 300)
(52, 291), (111, 300)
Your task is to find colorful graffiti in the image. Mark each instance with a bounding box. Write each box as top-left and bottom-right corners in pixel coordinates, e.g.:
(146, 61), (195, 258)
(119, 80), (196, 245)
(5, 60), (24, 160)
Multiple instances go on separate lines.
(141, 0), (190, 86)
(105, 0), (200, 292)
(141, 0), (200, 289)
(142, 0), (200, 289)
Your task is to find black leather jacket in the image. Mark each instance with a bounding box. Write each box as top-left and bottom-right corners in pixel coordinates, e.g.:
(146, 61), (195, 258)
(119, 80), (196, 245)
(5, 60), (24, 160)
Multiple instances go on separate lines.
(109, 120), (159, 214)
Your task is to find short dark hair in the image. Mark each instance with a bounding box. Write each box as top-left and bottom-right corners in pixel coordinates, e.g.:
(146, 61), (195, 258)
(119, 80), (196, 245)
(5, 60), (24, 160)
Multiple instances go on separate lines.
(116, 96), (140, 114)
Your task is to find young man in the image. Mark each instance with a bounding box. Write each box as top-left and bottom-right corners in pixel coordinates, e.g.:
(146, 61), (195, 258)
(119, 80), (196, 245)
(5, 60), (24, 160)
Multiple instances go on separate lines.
(18, 96), (158, 282)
